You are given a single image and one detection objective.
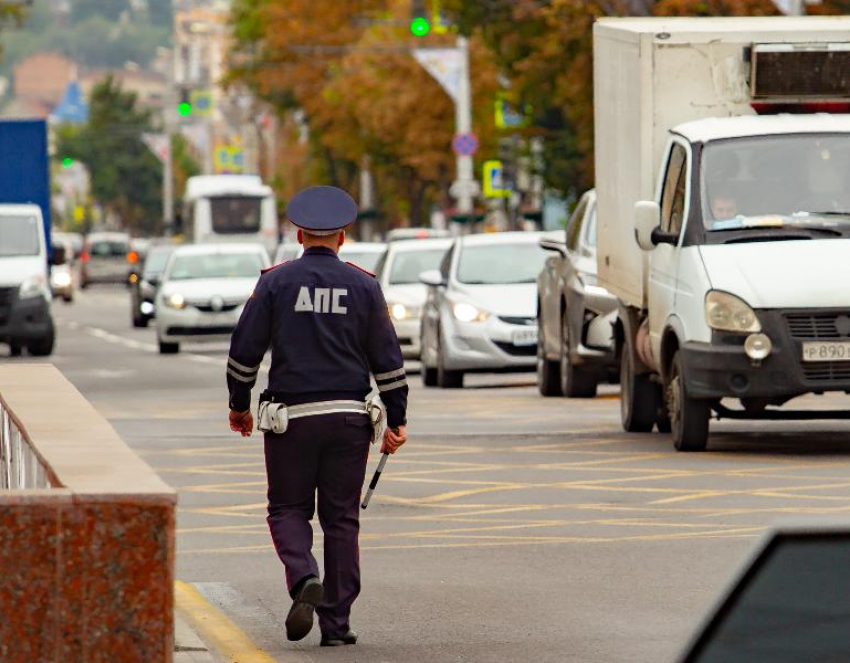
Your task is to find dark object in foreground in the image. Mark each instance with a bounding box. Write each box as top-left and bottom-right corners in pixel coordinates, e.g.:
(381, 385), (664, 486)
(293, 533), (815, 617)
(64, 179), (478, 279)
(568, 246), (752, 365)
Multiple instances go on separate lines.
(679, 525), (850, 663)
(361, 452), (389, 510)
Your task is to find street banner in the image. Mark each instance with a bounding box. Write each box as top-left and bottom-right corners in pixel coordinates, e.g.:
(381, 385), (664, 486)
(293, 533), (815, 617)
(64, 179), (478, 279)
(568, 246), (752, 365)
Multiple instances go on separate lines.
(413, 48), (463, 104)
(142, 133), (170, 164)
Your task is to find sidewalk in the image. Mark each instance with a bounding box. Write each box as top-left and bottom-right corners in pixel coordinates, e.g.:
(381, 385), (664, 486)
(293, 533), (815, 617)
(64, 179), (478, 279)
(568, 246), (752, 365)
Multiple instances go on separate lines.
(175, 612), (219, 663)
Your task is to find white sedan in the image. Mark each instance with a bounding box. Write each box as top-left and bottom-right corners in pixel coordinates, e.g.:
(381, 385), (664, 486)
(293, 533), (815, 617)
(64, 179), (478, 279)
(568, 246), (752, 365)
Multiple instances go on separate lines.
(374, 237), (453, 359)
(155, 244), (270, 354)
(419, 232), (549, 388)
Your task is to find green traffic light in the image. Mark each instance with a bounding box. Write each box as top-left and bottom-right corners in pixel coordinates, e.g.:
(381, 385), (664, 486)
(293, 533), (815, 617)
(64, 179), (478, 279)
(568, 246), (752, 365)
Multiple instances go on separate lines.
(178, 102), (193, 117)
(410, 16), (431, 37)
(61, 157), (74, 169)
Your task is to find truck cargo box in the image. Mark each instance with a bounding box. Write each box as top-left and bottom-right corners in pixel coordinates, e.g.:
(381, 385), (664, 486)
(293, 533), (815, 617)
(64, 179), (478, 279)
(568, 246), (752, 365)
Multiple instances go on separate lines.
(593, 17), (850, 308)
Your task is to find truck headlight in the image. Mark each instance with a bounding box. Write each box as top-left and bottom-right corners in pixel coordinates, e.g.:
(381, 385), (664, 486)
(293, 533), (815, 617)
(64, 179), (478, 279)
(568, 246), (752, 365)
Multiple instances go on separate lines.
(20, 274), (47, 300)
(705, 291), (761, 333)
(164, 292), (186, 310)
(452, 301), (489, 323)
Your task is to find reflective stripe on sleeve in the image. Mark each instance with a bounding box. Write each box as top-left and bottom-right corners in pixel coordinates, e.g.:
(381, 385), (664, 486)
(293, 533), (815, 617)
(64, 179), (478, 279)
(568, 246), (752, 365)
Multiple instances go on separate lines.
(374, 367), (406, 381)
(378, 378), (408, 392)
(227, 367), (257, 384)
(228, 357), (261, 375)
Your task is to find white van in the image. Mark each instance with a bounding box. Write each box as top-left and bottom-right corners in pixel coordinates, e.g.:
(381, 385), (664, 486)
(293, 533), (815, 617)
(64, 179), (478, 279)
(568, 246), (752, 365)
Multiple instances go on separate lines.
(183, 175), (277, 256)
(0, 204), (54, 355)
(595, 17), (850, 451)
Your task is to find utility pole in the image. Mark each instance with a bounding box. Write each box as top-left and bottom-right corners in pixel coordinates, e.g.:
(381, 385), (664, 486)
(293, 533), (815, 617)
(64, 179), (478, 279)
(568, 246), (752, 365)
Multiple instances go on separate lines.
(451, 36), (476, 216)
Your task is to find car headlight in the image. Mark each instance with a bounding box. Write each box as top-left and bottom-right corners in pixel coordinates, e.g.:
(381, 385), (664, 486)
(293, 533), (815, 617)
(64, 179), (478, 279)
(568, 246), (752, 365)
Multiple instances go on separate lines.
(20, 274), (48, 299)
(164, 292), (186, 310)
(452, 301), (489, 323)
(52, 271), (72, 288)
(705, 291), (761, 333)
(389, 303), (412, 321)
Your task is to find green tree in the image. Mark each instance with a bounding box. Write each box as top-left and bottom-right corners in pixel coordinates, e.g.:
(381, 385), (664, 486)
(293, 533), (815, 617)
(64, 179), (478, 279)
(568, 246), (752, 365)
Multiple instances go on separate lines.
(56, 76), (163, 234)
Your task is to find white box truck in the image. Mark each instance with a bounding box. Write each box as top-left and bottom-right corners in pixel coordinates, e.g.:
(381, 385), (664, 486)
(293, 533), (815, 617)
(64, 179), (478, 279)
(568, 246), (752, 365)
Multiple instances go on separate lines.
(595, 17), (850, 451)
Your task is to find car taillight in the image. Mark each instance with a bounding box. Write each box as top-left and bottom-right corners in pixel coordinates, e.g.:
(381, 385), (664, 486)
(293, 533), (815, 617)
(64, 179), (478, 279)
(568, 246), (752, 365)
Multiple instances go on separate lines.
(81, 252), (89, 263)
(127, 250), (139, 264)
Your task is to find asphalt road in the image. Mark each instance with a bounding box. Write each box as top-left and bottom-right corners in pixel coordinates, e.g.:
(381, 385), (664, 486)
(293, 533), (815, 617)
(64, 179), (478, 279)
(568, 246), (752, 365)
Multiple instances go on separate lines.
(12, 287), (850, 662)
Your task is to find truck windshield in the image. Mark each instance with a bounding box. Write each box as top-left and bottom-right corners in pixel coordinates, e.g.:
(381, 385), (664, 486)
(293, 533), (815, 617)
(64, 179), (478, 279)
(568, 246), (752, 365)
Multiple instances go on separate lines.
(0, 215), (40, 257)
(702, 134), (850, 231)
(210, 196), (263, 234)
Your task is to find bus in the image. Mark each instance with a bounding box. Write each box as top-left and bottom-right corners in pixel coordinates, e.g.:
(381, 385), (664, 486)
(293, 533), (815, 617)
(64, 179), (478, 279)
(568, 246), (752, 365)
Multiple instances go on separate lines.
(183, 175), (278, 255)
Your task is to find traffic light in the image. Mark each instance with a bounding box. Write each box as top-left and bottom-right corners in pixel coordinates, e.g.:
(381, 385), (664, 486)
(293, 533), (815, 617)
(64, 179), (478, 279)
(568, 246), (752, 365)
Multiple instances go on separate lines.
(410, 0), (430, 37)
(178, 87), (192, 117)
(61, 157), (74, 169)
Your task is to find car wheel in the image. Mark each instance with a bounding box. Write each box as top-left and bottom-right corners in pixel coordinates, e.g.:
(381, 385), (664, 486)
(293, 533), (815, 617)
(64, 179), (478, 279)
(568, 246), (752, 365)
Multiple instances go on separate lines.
(159, 341), (179, 354)
(560, 312), (597, 398)
(9, 342), (22, 357)
(619, 335), (659, 433)
(28, 331), (55, 357)
(536, 312), (562, 397)
(667, 351), (709, 451)
(79, 279), (88, 290)
(422, 365), (438, 387)
(436, 329), (463, 389)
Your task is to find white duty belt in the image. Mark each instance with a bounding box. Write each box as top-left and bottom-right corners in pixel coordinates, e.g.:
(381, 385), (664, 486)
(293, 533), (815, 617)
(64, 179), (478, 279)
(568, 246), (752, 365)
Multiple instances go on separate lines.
(258, 397), (386, 443)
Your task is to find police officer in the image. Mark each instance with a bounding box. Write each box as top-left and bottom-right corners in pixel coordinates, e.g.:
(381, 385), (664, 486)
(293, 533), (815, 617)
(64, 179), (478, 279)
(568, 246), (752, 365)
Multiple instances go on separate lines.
(226, 186), (408, 647)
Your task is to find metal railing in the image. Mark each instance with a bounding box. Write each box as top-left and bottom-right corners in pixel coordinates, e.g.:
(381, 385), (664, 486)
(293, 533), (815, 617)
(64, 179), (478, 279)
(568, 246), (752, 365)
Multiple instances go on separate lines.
(0, 400), (51, 490)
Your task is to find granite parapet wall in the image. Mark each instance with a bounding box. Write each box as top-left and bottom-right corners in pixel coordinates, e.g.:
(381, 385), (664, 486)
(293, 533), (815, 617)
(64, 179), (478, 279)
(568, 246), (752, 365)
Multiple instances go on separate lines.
(0, 365), (177, 662)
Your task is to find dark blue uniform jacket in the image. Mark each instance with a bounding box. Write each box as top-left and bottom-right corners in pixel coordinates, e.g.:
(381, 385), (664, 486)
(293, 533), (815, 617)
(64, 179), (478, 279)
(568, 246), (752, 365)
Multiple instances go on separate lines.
(226, 246), (409, 428)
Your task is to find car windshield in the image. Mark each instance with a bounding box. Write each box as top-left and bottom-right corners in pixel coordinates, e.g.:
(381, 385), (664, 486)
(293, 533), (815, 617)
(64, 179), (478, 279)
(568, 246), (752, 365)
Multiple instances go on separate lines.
(457, 242), (549, 285)
(90, 239), (129, 257)
(168, 252), (264, 280)
(389, 249), (447, 285)
(342, 250), (381, 273)
(143, 249), (173, 276)
(0, 215), (40, 257)
(210, 196), (262, 234)
(702, 134), (850, 231)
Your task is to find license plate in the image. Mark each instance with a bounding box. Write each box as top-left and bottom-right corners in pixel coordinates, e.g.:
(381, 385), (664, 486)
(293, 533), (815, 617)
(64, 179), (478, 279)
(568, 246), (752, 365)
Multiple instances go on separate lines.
(802, 342), (850, 362)
(512, 329), (538, 347)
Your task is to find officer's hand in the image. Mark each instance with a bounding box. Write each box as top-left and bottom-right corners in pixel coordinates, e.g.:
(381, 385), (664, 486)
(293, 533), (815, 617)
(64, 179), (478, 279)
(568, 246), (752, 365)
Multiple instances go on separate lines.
(381, 425), (407, 454)
(229, 409), (253, 437)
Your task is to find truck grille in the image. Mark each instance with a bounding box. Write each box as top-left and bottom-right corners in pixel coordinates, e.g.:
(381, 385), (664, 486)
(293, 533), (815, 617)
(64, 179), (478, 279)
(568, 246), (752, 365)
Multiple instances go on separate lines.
(0, 287), (15, 307)
(785, 313), (850, 340)
(801, 362), (850, 383)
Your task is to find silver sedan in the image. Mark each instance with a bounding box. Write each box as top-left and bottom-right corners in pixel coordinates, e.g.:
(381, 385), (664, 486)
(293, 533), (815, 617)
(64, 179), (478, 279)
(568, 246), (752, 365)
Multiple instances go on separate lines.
(536, 189), (618, 397)
(419, 232), (549, 388)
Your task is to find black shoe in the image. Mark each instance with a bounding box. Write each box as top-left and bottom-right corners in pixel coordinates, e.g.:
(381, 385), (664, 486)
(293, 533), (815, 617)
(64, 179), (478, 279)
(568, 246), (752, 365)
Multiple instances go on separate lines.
(320, 630), (358, 647)
(285, 578), (324, 642)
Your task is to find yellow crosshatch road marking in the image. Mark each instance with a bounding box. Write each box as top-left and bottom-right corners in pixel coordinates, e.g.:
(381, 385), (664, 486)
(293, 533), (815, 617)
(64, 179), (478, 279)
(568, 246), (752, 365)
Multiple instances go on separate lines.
(156, 431), (850, 558)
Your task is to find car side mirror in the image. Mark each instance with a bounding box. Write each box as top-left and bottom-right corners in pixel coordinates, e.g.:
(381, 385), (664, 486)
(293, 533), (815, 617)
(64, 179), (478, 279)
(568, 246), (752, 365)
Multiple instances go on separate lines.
(634, 201), (661, 251)
(539, 237), (567, 257)
(420, 270), (445, 287)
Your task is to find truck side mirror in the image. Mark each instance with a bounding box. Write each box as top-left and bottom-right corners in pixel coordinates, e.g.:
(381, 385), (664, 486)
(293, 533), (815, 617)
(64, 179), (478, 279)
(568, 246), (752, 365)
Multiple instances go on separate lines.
(634, 201), (661, 251)
(539, 237), (567, 257)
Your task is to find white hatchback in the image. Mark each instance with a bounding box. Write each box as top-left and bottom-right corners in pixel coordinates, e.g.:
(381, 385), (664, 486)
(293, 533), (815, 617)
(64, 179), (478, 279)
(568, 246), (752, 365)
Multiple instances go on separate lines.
(155, 243), (269, 354)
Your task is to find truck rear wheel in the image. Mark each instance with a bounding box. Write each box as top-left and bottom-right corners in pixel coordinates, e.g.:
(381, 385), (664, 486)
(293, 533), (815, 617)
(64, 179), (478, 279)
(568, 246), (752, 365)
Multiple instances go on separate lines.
(667, 351), (709, 452)
(619, 337), (659, 433)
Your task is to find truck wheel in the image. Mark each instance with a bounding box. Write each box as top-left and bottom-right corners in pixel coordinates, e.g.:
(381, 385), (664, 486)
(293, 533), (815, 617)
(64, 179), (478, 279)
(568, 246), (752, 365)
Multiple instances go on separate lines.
(537, 316), (562, 397)
(561, 313), (596, 398)
(159, 341), (179, 354)
(619, 337), (658, 432)
(667, 351), (709, 452)
(28, 332), (55, 357)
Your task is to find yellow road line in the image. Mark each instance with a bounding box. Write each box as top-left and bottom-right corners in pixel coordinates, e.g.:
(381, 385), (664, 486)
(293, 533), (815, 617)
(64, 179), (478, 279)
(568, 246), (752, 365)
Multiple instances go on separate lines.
(174, 580), (276, 663)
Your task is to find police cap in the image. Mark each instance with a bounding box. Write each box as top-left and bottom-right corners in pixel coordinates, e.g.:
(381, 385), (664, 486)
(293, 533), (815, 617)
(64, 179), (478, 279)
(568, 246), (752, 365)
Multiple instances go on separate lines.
(286, 186), (358, 236)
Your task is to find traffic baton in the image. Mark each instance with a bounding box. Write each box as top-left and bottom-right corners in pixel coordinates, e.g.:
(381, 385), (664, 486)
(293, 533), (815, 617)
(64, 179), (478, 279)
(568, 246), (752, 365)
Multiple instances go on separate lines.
(361, 452), (389, 510)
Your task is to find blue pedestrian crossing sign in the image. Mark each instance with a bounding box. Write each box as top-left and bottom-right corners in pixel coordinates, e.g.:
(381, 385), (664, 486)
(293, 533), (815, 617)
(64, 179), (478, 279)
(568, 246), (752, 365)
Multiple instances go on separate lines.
(190, 90), (214, 117)
(483, 160), (511, 198)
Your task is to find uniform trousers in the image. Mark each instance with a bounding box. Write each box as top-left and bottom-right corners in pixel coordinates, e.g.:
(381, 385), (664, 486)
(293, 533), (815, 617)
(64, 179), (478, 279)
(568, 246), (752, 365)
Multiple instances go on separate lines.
(264, 412), (372, 636)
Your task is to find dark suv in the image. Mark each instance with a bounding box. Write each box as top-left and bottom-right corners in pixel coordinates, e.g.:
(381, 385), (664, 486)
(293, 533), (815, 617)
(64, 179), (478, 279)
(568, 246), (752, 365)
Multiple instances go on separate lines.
(130, 245), (174, 328)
